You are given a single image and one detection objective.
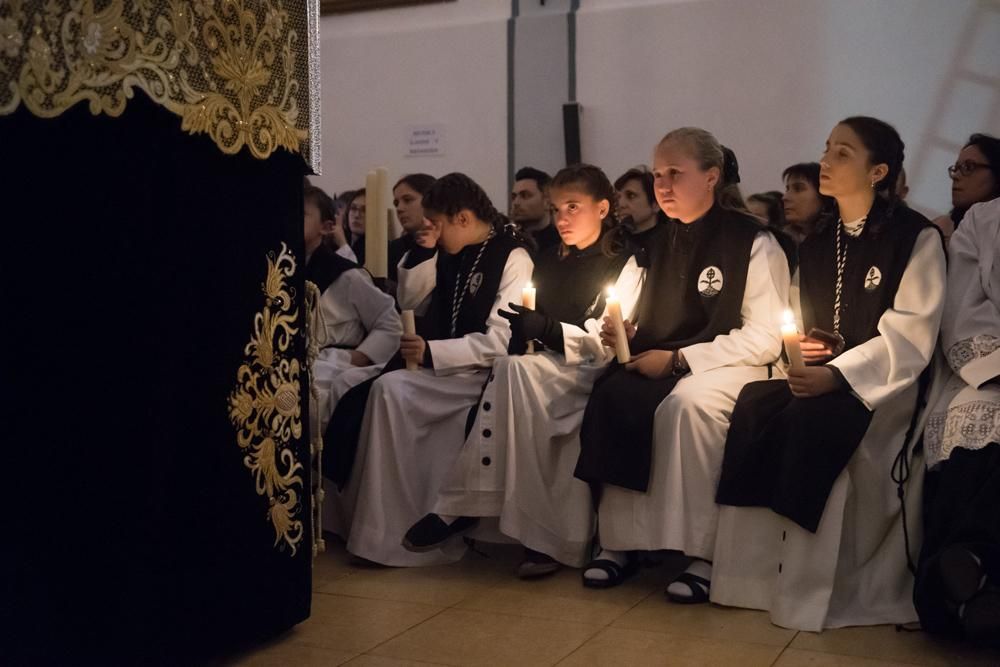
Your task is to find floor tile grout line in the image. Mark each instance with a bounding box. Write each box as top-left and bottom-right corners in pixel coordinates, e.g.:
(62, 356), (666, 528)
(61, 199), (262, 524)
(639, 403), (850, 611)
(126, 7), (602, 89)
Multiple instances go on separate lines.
(768, 629), (801, 666)
(355, 604), (455, 661)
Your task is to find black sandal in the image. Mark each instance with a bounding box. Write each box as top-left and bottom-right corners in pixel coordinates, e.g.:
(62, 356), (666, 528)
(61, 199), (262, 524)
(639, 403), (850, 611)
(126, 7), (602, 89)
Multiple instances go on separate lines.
(582, 556), (638, 589)
(666, 572), (711, 604)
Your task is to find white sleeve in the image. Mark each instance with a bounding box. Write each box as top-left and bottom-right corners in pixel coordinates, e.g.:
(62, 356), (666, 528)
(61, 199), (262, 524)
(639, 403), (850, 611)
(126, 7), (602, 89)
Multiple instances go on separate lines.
(562, 256), (645, 366)
(829, 227), (947, 409)
(396, 249), (438, 314)
(343, 270), (403, 365)
(428, 248), (535, 375)
(680, 231), (789, 373)
(336, 244), (358, 263)
(941, 201), (1000, 389)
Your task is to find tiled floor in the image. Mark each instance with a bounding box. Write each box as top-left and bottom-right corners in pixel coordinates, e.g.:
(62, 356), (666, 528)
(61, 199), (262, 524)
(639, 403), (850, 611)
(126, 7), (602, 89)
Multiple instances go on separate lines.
(222, 540), (1000, 667)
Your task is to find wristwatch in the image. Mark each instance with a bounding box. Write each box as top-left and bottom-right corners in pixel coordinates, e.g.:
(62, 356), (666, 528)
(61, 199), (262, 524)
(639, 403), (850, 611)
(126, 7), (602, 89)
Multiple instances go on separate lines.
(672, 350), (689, 376)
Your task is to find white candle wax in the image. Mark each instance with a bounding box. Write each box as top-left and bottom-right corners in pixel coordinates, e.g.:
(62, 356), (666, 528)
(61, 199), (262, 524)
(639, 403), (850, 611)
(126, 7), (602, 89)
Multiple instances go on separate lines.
(363, 170), (378, 275)
(781, 309), (804, 372)
(401, 309), (417, 370)
(371, 167), (390, 278)
(606, 287), (631, 364)
(522, 283), (536, 354)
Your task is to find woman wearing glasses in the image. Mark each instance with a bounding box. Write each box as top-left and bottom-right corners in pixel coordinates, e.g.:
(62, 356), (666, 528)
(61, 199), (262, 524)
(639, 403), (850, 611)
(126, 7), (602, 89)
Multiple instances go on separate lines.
(934, 133), (1000, 242)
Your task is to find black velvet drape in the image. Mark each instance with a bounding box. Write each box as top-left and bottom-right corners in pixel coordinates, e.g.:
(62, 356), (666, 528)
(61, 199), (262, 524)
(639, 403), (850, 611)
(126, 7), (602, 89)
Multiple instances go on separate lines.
(4, 92), (312, 663)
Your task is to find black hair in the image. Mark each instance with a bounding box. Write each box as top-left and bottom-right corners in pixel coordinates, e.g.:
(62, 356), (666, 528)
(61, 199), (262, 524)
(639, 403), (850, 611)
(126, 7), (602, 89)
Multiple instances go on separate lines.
(782, 161), (836, 222)
(782, 162), (821, 189)
(747, 191), (785, 228)
(422, 172), (505, 229)
(393, 173), (436, 196)
(950, 132), (1000, 225)
(839, 116), (905, 203)
(423, 173), (534, 248)
(303, 184), (337, 222)
(614, 166), (655, 207)
(551, 163), (626, 256)
(514, 166), (551, 191)
(817, 116), (904, 235)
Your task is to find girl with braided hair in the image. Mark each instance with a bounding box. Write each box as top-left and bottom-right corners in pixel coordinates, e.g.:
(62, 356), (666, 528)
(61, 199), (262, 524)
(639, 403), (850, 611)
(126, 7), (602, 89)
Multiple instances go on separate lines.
(328, 172), (534, 567)
(713, 116), (947, 631)
(574, 128), (791, 593)
(403, 164), (646, 576)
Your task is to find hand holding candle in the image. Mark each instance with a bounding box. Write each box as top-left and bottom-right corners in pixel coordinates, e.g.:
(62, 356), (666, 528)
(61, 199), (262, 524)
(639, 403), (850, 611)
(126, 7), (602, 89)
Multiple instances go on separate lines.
(606, 287), (631, 364)
(781, 309), (805, 373)
(521, 282), (536, 354)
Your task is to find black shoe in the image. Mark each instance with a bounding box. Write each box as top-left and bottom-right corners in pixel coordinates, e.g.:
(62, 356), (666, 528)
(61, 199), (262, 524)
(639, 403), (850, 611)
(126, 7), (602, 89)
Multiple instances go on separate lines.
(516, 548), (562, 579)
(402, 514), (479, 552)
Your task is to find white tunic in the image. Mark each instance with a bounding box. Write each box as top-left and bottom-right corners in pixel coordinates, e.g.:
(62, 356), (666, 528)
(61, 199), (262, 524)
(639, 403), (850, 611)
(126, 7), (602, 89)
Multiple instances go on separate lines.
(336, 244), (358, 263)
(433, 257), (645, 567)
(310, 268), (402, 438)
(336, 246), (534, 566)
(923, 198), (1000, 468)
(596, 231), (790, 560)
(711, 227), (947, 631)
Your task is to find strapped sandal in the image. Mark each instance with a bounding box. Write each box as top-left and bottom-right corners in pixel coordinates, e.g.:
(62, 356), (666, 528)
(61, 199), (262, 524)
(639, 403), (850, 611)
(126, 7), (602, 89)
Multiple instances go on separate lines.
(666, 572), (711, 604)
(582, 556), (638, 589)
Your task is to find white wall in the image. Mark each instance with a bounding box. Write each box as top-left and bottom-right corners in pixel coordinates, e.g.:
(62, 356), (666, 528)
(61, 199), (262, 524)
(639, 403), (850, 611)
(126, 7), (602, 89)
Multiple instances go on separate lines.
(317, 0), (511, 207)
(577, 0), (1000, 216)
(317, 0), (1000, 217)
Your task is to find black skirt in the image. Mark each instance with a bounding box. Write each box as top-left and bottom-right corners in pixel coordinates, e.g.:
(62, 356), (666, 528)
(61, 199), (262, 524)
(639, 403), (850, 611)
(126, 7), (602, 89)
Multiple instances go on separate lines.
(323, 354), (405, 489)
(715, 379), (872, 532)
(575, 363), (682, 492)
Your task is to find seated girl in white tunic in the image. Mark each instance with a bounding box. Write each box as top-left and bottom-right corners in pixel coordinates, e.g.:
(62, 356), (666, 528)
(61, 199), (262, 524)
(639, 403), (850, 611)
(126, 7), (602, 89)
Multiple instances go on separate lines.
(303, 186), (402, 438)
(915, 196), (1000, 642)
(400, 164), (645, 577)
(712, 116), (947, 632)
(333, 173), (534, 566)
(575, 129), (791, 593)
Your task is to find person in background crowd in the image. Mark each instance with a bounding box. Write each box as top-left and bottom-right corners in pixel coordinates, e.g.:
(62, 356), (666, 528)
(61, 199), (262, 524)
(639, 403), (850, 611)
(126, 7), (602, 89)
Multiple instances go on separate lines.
(747, 190), (785, 229)
(615, 166), (662, 247)
(511, 166), (561, 254)
(781, 162), (834, 244)
(933, 133), (1000, 243)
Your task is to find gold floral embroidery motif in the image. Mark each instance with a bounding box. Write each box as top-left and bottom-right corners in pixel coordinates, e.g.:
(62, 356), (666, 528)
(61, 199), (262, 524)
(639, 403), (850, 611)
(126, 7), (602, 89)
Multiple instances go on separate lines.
(229, 243), (306, 555)
(0, 0), (313, 164)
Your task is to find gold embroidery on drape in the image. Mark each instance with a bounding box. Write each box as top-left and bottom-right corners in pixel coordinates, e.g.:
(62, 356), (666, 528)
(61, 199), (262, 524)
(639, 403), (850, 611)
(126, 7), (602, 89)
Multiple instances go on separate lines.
(0, 0), (311, 162)
(229, 243), (305, 555)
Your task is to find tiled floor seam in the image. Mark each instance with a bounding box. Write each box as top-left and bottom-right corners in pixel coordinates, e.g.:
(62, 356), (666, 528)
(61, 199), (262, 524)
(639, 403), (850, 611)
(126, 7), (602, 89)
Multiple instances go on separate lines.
(769, 630), (801, 665)
(357, 605), (455, 660)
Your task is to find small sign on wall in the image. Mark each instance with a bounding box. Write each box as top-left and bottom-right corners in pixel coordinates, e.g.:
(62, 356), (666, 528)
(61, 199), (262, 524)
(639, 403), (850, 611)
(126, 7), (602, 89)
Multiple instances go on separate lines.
(405, 124), (446, 157)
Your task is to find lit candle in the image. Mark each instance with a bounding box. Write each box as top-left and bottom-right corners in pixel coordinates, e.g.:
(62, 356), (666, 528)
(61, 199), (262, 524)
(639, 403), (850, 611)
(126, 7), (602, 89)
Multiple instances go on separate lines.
(606, 287), (631, 364)
(401, 309), (417, 370)
(781, 309), (804, 373)
(521, 282), (536, 354)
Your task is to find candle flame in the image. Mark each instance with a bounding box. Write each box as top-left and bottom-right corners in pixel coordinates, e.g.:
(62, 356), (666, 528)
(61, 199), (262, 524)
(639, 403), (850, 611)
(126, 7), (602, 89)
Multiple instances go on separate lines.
(783, 309), (795, 325)
(606, 286), (618, 300)
(525, 282), (534, 289)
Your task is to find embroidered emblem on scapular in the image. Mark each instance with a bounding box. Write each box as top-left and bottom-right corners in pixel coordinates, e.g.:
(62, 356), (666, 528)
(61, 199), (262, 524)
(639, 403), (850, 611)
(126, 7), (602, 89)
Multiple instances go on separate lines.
(698, 266), (724, 297)
(468, 272), (485, 295)
(864, 266), (882, 292)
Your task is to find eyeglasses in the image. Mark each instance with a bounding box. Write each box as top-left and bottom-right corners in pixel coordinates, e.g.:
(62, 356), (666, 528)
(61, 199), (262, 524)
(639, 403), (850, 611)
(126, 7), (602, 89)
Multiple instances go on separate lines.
(349, 204), (366, 215)
(947, 160), (991, 178)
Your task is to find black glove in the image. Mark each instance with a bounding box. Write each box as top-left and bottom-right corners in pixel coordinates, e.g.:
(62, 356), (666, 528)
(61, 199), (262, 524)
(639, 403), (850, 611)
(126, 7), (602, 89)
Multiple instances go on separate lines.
(498, 303), (564, 355)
